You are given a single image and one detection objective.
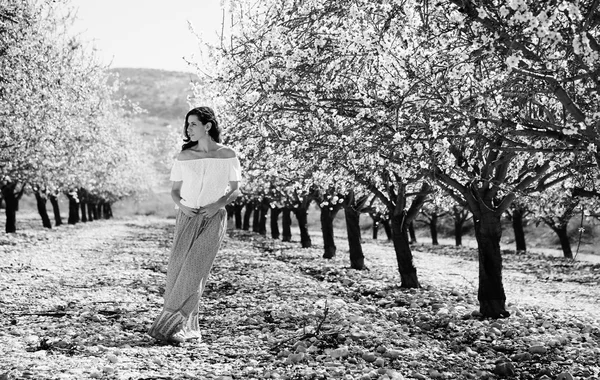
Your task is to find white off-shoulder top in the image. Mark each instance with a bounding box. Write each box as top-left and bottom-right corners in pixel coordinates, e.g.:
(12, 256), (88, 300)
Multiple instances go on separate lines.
(170, 157), (242, 208)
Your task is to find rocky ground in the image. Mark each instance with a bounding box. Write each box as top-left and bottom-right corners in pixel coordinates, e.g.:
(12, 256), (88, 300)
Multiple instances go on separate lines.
(0, 215), (599, 380)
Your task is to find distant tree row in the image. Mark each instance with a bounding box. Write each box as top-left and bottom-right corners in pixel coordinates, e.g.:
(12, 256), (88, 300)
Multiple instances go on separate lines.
(0, 0), (155, 232)
(227, 187), (597, 261)
(195, 0), (600, 318)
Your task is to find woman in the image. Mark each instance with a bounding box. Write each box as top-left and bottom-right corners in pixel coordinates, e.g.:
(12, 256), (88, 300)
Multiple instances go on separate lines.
(148, 106), (242, 344)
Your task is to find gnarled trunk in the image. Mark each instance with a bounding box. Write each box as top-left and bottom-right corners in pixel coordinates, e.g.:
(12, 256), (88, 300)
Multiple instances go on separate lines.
(282, 207), (292, 242)
(103, 202), (113, 219)
(66, 192), (79, 225)
(512, 208), (527, 252)
(258, 202), (269, 235)
(252, 203), (260, 233)
(34, 191), (52, 229)
(473, 209), (509, 318)
(87, 200), (94, 221)
(226, 204), (234, 220)
(234, 204), (243, 229)
(294, 207), (312, 248)
(1, 183), (19, 233)
(452, 206), (469, 247)
(388, 182), (430, 288)
(391, 211), (420, 288)
(270, 207), (281, 239)
(382, 219), (392, 240)
(408, 221), (417, 244)
(543, 215), (574, 259)
(345, 205), (366, 269)
(320, 206), (338, 259)
(78, 189), (88, 223)
(454, 219), (463, 246)
(372, 219), (379, 240)
(49, 194), (62, 226)
(430, 213), (439, 245)
(554, 226), (573, 259)
(243, 202), (253, 231)
(92, 203), (100, 220)
(80, 201), (88, 222)
(370, 213), (385, 240)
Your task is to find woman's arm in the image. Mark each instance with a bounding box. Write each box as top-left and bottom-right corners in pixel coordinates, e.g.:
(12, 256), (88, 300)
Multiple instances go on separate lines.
(200, 181), (241, 218)
(171, 181), (198, 217)
(220, 181), (241, 207)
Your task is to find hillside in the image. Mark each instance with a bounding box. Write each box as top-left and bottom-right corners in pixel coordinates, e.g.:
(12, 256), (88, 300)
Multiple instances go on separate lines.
(109, 68), (197, 213)
(7, 68), (201, 219)
(110, 67), (196, 133)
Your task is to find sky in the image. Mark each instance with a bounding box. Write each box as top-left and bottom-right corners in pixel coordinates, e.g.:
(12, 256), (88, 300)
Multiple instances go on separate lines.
(69, 0), (225, 72)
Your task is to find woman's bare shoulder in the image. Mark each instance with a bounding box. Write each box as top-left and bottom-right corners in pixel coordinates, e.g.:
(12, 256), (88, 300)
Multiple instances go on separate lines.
(216, 145), (237, 158)
(176, 151), (191, 160)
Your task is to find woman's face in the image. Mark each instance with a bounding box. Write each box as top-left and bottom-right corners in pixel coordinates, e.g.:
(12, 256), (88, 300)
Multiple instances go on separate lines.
(186, 115), (208, 141)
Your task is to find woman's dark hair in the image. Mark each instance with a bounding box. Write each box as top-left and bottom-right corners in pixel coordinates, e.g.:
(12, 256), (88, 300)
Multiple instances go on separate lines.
(182, 106), (222, 150)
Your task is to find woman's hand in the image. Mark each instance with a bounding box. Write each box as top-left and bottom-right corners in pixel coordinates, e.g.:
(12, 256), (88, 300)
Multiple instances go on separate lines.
(179, 204), (199, 217)
(199, 202), (224, 218)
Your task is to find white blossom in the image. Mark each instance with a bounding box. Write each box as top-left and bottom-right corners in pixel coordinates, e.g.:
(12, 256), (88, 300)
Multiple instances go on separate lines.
(506, 55), (520, 68)
(476, 7), (487, 19)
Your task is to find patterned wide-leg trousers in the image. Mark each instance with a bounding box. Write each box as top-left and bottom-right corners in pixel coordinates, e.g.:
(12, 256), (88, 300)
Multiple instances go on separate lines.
(148, 209), (226, 341)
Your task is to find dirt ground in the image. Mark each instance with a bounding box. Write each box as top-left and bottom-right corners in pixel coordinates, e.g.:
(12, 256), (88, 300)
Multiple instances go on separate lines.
(304, 228), (600, 322)
(1, 214), (599, 380)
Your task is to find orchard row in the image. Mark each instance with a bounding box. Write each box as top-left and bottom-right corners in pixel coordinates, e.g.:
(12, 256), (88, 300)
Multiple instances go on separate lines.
(193, 0), (600, 318)
(226, 186), (591, 265)
(0, 1), (156, 233)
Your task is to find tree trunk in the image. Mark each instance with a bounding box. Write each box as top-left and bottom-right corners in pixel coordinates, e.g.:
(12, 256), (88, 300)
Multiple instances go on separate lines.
(282, 207), (292, 242)
(473, 209), (509, 318)
(382, 219), (392, 240)
(243, 202), (253, 231)
(1, 183), (18, 233)
(294, 207), (312, 248)
(391, 211), (420, 288)
(430, 213), (439, 245)
(78, 189), (88, 222)
(372, 219), (379, 240)
(87, 201), (94, 221)
(103, 203), (113, 219)
(93, 203), (100, 220)
(252, 203), (260, 233)
(270, 207), (281, 239)
(512, 208), (527, 252)
(234, 204), (243, 229)
(554, 226), (573, 259)
(453, 206), (469, 246)
(345, 205), (366, 269)
(408, 221), (417, 244)
(320, 206), (338, 259)
(226, 204), (234, 220)
(66, 192), (79, 225)
(258, 202), (269, 235)
(454, 218), (463, 246)
(80, 201), (88, 223)
(49, 194), (62, 226)
(34, 191), (52, 229)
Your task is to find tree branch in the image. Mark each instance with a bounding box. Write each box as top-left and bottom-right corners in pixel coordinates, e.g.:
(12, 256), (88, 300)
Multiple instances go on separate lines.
(572, 187), (600, 198)
(406, 182), (432, 222)
(512, 68), (587, 123)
